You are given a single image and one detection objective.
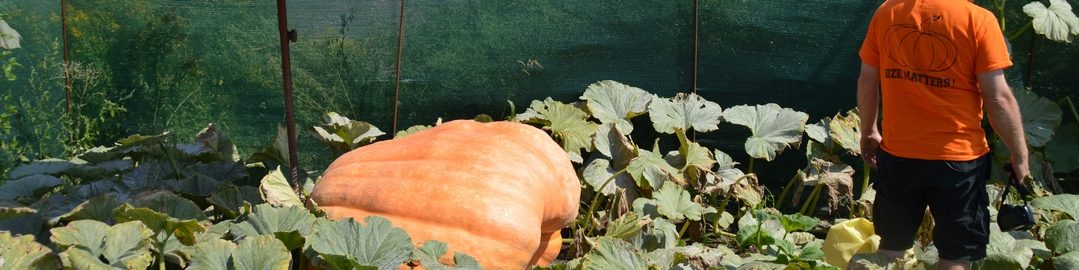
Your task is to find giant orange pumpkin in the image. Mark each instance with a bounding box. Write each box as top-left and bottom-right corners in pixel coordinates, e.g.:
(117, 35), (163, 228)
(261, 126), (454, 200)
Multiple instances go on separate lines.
(311, 120), (581, 269)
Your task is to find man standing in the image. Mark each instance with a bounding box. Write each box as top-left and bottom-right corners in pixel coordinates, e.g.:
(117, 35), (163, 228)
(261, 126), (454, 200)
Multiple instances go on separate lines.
(857, 0), (1030, 269)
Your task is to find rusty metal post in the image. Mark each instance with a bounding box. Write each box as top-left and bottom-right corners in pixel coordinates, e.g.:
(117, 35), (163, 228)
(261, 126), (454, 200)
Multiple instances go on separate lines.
(275, 0), (300, 188)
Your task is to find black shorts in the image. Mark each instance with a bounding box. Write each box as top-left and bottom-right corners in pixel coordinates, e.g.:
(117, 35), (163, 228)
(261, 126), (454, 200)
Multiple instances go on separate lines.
(872, 150), (991, 262)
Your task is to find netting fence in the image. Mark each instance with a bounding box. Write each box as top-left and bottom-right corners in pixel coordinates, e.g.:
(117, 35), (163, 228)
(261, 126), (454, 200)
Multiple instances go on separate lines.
(2, 0), (1077, 187)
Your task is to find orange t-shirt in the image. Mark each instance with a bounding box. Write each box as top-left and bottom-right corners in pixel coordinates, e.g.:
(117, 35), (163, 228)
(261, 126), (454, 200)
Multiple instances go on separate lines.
(859, 0), (1012, 161)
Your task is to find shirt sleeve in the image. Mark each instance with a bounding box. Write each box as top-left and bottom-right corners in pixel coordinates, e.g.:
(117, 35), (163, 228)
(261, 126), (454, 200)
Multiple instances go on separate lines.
(974, 12), (1013, 73)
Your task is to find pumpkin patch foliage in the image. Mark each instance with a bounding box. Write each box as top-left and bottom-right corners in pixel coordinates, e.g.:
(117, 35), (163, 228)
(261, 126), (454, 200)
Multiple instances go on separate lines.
(1, 80), (1077, 270)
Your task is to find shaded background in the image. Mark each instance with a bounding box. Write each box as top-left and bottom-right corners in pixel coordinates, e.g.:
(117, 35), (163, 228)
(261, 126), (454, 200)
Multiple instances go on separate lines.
(2, 0), (1076, 188)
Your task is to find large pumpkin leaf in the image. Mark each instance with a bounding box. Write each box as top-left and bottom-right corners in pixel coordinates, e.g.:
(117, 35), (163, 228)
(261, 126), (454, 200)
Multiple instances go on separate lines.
(804, 118), (830, 143)
(581, 80), (651, 134)
(627, 148), (683, 189)
(8, 158), (76, 179)
(129, 191), (207, 221)
(1046, 123), (1079, 173)
(631, 218), (679, 251)
(673, 130), (715, 172)
(980, 224), (1048, 270)
(792, 158), (855, 211)
(186, 239), (236, 270)
(723, 104), (809, 161)
(593, 123), (637, 169)
(112, 204), (206, 246)
(58, 194), (124, 224)
(66, 159), (134, 179)
(170, 173), (224, 197)
(605, 212), (646, 240)
(1056, 251), (1079, 270)
(1014, 88), (1062, 147)
(230, 204), (315, 250)
(0, 19), (21, 49)
(648, 93), (723, 134)
(308, 216), (414, 270)
(176, 124), (234, 159)
(411, 240), (481, 270)
(259, 167), (303, 207)
(120, 159), (175, 192)
(829, 109), (860, 155)
(310, 112), (385, 155)
(1046, 219), (1079, 254)
(515, 98), (598, 163)
(51, 220), (155, 270)
(642, 184), (705, 222)
(0, 174), (63, 201)
(0, 231), (57, 269)
(1024, 0), (1079, 43)
(1032, 194), (1079, 220)
(0, 201), (36, 220)
(582, 237), (649, 270)
(208, 185), (263, 218)
(583, 158), (637, 196)
(233, 235), (291, 270)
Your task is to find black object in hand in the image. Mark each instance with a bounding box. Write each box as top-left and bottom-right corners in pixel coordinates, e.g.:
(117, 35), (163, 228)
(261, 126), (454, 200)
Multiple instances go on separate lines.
(997, 163), (1035, 231)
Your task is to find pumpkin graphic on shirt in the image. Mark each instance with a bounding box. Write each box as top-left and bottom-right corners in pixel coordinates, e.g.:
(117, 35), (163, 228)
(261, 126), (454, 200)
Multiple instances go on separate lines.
(885, 15), (958, 72)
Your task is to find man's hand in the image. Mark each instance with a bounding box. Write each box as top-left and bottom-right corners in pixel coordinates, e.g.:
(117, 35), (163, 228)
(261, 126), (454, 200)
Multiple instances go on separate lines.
(861, 133), (882, 168)
(1010, 155), (1031, 185)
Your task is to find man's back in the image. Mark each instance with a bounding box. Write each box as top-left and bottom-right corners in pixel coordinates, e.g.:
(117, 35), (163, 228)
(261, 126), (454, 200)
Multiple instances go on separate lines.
(859, 0), (1012, 161)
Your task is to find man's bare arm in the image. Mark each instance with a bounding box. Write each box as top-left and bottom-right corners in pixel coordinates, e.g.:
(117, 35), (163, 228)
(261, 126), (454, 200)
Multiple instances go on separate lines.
(857, 63), (882, 167)
(977, 69), (1030, 181)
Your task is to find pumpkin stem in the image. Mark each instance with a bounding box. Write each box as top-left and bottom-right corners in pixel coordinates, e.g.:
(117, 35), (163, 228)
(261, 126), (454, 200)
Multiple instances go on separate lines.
(581, 167), (630, 236)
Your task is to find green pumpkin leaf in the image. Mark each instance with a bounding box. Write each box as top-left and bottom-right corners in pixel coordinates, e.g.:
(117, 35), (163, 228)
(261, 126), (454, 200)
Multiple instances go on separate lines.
(647, 184), (705, 222)
(0, 231), (57, 269)
(0, 19), (22, 49)
(0, 201), (36, 220)
(673, 130), (715, 173)
(1033, 194), (1079, 220)
(186, 239), (236, 270)
(1047, 219), (1079, 254)
(311, 112), (385, 154)
(1046, 123), (1079, 173)
(194, 123), (240, 162)
(780, 213), (819, 233)
(129, 191), (207, 221)
(581, 80), (651, 134)
(648, 93), (723, 134)
(723, 103), (809, 161)
(1014, 88), (1062, 147)
(1023, 0), (1079, 43)
(120, 159), (176, 192)
(308, 216), (413, 270)
(714, 150), (738, 170)
(583, 158), (637, 196)
(582, 237), (648, 270)
(58, 194), (123, 224)
(627, 149), (683, 189)
(828, 109), (861, 156)
(170, 173), (224, 197)
(1056, 251), (1079, 270)
(259, 167), (303, 208)
(593, 123), (637, 169)
(394, 124), (432, 139)
(66, 159), (133, 179)
(799, 239), (826, 261)
(112, 204), (206, 246)
(51, 220), (154, 270)
(233, 235), (291, 270)
(208, 185), (264, 218)
(631, 218), (679, 251)
(8, 158), (76, 179)
(805, 118), (830, 143)
(981, 224), (1047, 270)
(76, 146), (123, 163)
(605, 212), (645, 240)
(0, 174), (63, 201)
(515, 98), (598, 163)
(230, 204), (315, 250)
(411, 240), (481, 270)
